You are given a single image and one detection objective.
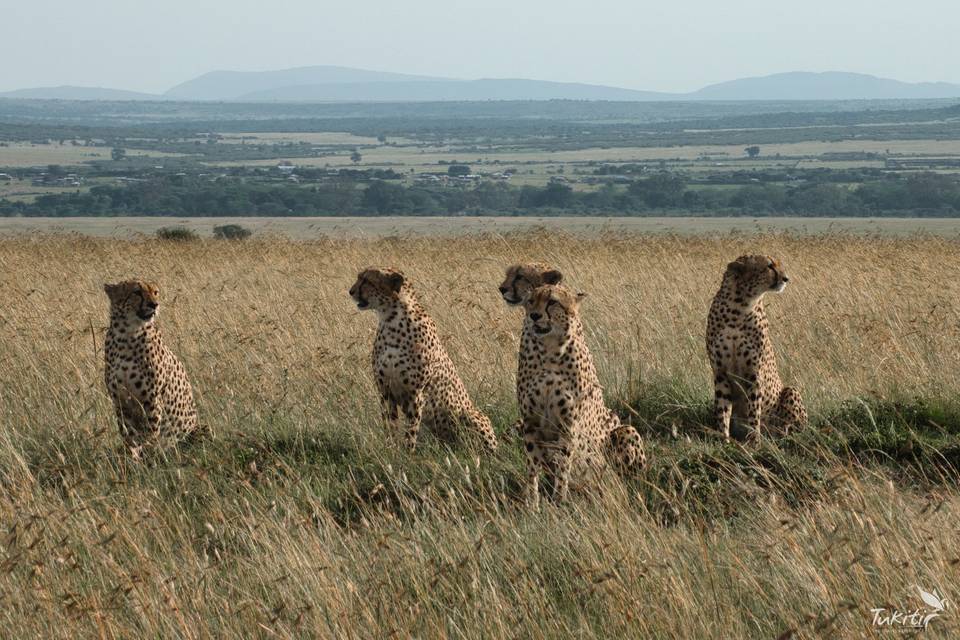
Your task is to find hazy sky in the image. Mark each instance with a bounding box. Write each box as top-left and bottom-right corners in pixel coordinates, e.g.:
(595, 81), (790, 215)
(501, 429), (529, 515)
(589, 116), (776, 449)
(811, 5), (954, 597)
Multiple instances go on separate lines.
(3, 0), (958, 93)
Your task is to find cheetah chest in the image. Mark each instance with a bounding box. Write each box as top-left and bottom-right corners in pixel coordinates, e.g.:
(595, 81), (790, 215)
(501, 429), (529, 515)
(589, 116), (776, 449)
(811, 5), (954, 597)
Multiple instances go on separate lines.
(373, 335), (419, 395)
(107, 341), (153, 392)
(715, 324), (764, 376)
(524, 365), (580, 428)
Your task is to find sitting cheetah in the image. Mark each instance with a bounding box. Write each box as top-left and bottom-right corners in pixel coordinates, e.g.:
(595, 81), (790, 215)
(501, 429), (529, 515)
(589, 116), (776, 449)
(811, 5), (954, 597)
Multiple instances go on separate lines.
(499, 263), (562, 435)
(706, 255), (807, 441)
(350, 267), (498, 452)
(519, 284), (646, 505)
(500, 264), (644, 475)
(103, 280), (202, 458)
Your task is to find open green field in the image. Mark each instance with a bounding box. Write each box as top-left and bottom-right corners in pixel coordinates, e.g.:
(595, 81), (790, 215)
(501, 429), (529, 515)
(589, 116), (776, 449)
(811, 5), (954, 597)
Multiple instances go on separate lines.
(1, 232), (958, 637)
(0, 142), (184, 167)
(0, 177), (102, 202)
(207, 137), (960, 187)
(217, 132), (419, 146)
(1, 134), (945, 184)
(213, 137), (960, 167)
(1, 215), (959, 238)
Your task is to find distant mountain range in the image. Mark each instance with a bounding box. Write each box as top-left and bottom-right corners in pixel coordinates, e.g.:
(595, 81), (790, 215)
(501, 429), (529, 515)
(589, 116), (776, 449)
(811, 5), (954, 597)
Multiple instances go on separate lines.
(233, 78), (668, 102)
(692, 72), (960, 101)
(2, 68), (959, 103)
(163, 65), (448, 101)
(0, 85), (162, 101)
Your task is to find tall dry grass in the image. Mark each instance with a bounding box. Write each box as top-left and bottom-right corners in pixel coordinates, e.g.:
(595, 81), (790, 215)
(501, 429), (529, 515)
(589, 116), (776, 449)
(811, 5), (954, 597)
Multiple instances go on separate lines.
(0, 232), (958, 638)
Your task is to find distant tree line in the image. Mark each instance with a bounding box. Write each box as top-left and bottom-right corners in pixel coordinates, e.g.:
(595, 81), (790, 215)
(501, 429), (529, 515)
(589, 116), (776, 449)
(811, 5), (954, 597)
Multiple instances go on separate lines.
(2, 172), (959, 217)
(3, 102), (960, 153)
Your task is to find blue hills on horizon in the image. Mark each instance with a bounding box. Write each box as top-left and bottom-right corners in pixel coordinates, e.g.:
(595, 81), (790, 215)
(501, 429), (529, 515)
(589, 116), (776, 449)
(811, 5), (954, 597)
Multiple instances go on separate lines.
(2, 67), (959, 103)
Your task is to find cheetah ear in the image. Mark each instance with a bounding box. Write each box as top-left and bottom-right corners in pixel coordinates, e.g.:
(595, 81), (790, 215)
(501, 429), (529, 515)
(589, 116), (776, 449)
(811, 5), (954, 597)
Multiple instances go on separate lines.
(103, 283), (118, 298)
(574, 292), (587, 307)
(726, 260), (746, 274)
(542, 269), (563, 285)
(387, 272), (405, 293)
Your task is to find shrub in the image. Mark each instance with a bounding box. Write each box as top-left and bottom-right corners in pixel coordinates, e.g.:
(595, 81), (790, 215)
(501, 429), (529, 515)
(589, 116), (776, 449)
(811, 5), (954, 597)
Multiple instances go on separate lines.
(213, 224), (253, 240)
(155, 226), (199, 241)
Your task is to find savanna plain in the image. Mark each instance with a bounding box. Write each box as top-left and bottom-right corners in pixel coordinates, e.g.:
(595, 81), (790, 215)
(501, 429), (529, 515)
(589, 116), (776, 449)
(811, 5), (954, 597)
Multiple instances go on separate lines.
(1, 231), (959, 638)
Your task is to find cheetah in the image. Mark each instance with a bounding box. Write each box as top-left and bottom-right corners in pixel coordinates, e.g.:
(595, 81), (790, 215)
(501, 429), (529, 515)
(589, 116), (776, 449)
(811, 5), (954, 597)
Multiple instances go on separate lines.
(519, 284), (646, 506)
(103, 280), (202, 458)
(500, 264), (643, 476)
(350, 267), (498, 452)
(706, 255), (807, 441)
(499, 263), (562, 434)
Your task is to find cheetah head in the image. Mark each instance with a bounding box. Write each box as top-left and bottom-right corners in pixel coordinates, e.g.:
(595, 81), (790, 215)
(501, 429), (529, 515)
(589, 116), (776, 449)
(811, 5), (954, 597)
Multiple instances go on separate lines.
(499, 263), (562, 306)
(726, 255), (790, 297)
(350, 267), (406, 312)
(525, 284), (585, 339)
(104, 280), (161, 323)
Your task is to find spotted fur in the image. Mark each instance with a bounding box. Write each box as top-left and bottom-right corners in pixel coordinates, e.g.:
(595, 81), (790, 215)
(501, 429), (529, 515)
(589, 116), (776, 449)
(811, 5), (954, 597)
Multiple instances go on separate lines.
(706, 255), (807, 441)
(519, 284), (646, 506)
(350, 267), (498, 451)
(501, 264), (643, 478)
(499, 263), (562, 436)
(103, 280), (202, 458)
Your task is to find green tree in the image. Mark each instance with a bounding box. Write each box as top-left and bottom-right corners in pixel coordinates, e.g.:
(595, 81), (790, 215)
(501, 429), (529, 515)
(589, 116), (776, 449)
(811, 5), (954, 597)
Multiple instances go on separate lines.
(745, 145), (761, 158)
(362, 181), (407, 214)
(111, 147), (127, 161)
(474, 182), (514, 210)
(350, 150), (362, 164)
(539, 183), (574, 208)
(447, 164), (471, 177)
(628, 173), (687, 208)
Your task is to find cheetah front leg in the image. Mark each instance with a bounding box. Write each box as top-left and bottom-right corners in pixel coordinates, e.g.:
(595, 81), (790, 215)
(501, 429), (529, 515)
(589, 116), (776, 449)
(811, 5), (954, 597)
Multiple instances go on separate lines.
(521, 424), (544, 508)
(107, 377), (141, 447)
(118, 393), (164, 460)
(524, 451), (541, 509)
(743, 384), (763, 443)
(551, 445), (572, 503)
(712, 372), (734, 440)
(113, 400), (145, 456)
(380, 394), (401, 435)
(133, 386), (167, 459)
(400, 389), (425, 451)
